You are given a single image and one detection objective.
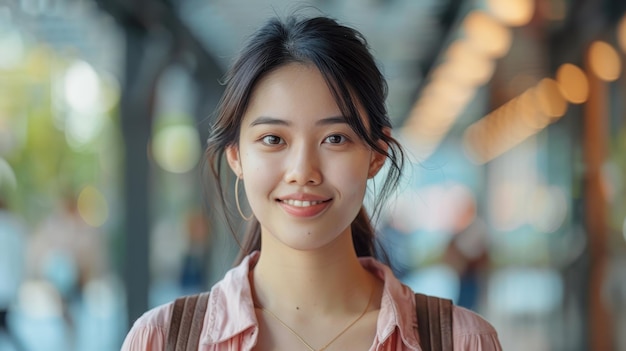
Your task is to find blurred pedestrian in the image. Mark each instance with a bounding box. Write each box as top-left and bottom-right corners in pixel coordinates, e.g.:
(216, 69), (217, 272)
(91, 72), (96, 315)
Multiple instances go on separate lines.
(443, 197), (490, 310)
(26, 189), (108, 347)
(179, 208), (210, 294)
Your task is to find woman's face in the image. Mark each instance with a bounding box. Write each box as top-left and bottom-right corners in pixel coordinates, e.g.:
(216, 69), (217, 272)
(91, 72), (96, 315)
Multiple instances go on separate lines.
(226, 63), (387, 252)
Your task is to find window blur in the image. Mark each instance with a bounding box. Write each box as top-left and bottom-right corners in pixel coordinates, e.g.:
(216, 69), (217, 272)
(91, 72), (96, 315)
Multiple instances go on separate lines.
(0, 0), (624, 350)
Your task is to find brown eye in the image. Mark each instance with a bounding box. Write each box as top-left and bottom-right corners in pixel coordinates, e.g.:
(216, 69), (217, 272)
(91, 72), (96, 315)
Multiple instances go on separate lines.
(262, 135), (283, 145)
(324, 134), (346, 144)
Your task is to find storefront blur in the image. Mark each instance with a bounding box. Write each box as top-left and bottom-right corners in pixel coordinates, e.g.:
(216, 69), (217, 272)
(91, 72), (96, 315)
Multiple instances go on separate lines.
(0, 0), (625, 350)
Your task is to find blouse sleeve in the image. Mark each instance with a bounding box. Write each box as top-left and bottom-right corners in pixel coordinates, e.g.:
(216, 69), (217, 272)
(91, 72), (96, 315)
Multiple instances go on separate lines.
(452, 306), (503, 351)
(121, 324), (167, 351)
(121, 303), (172, 351)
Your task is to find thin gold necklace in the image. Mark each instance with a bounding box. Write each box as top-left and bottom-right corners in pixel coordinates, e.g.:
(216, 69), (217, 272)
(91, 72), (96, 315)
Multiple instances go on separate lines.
(258, 285), (374, 351)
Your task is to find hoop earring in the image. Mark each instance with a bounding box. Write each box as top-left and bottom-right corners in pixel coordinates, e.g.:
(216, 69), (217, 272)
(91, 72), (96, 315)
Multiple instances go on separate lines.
(235, 177), (253, 221)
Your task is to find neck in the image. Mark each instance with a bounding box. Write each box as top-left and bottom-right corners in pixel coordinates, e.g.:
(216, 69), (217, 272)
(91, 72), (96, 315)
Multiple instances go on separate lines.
(252, 230), (374, 315)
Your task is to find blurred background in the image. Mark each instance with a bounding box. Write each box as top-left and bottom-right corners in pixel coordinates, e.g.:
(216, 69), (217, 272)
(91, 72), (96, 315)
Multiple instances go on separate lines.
(0, 0), (625, 350)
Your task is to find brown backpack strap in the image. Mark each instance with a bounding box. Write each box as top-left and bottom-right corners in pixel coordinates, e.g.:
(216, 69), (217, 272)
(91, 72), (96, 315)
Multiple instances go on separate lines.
(166, 292), (210, 351)
(415, 293), (453, 351)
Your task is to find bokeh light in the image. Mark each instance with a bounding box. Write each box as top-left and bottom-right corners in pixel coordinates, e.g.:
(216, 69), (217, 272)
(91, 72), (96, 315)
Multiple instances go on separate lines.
(588, 41), (621, 81)
(77, 185), (109, 227)
(487, 0), (535, 27)
(440, 44), (495, 86)
(152, 124), (201, 174)
(64, 60), (102, 113)
(65, 112), (106, 150)
(17, 280), (63, 318)
(556, 63), (589, 104)
(463, 11), (512, 58)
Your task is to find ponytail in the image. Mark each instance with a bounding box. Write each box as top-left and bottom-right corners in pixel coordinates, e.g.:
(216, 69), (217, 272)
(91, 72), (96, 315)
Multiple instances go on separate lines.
(351, 207), (377, 257)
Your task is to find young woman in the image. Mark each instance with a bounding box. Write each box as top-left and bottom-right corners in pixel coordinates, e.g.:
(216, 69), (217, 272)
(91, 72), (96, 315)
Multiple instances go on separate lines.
(122, 14), (502, 351)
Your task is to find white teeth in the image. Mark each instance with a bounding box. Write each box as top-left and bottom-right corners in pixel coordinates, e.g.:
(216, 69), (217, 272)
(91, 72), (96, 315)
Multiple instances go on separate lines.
(283, 199), (323, 207)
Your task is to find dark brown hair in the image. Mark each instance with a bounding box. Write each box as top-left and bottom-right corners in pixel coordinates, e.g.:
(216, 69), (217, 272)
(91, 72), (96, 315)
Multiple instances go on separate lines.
(205, 14), (404, 265)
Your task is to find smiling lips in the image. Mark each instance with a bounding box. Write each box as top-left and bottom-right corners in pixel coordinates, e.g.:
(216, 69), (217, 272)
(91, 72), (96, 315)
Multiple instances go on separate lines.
(278, 196), (332, 218)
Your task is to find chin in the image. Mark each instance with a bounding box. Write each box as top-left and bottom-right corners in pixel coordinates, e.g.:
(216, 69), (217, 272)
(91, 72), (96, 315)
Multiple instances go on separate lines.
(277, 229), (347, 252)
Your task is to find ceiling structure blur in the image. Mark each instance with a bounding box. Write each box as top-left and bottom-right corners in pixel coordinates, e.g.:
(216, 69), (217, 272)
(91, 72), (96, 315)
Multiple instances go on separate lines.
(1, 0), (122, 74)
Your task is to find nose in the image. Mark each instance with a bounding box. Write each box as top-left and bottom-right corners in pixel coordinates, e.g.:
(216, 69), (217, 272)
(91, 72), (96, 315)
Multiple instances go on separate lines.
(283, 143), (322, 185)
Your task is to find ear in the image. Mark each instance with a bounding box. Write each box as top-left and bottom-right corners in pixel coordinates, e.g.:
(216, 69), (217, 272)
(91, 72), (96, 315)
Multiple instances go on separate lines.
(225, 144), (242, 177)
(368, 128), (391, 179)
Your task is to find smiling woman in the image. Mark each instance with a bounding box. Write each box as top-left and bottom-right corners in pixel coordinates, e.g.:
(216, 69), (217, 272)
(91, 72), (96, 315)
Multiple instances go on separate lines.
(225, 63), (384, 253)
(121, 13), (503, 351)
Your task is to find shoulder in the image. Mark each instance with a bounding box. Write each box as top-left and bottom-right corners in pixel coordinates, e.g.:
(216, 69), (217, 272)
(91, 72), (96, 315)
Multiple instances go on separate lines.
(452, 306), (502, 350)
(452, 305), (496, 336)
(121, 302), (173, 351)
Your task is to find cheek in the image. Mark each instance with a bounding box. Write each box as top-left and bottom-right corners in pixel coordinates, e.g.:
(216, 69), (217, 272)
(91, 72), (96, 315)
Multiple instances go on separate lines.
(243, 155), (279, 176)
(330, 157), (370, 192)
(240, 151), (280, 194)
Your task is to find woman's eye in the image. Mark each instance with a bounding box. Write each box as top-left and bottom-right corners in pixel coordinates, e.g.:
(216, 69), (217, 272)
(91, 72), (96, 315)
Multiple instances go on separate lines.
(324, 134), (346, 144)
(261, 135), (283, 145)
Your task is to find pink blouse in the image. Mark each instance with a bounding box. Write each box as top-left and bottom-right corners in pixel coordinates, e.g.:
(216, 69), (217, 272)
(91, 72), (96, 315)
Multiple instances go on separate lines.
(122, 253), (502, 350)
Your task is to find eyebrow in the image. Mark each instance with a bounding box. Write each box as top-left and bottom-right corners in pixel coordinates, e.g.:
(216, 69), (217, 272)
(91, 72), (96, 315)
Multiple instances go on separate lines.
(249, 116), (347, 127)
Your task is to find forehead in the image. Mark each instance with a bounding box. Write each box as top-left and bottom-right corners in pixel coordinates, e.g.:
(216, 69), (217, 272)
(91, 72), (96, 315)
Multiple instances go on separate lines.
(244, 63), (369, 126)
(244, 63), (342, 120)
